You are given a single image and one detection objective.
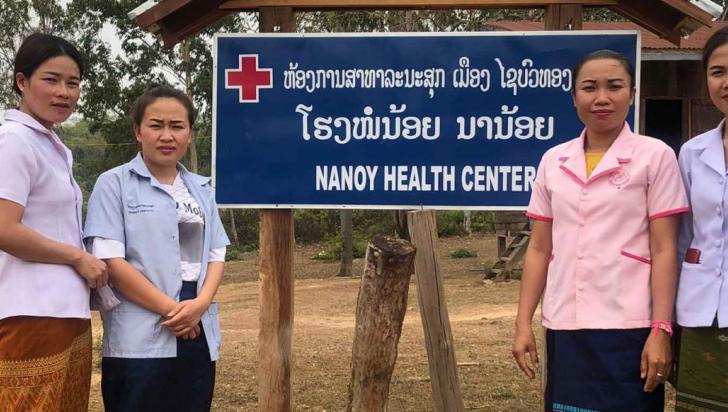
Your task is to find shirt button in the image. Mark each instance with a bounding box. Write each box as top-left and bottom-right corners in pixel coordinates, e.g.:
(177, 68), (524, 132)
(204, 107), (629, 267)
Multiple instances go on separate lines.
(718, 207), (722, 216)
(717, 240), (723, 247)
(577, 255), (584, 260)
(171, 235), (177, 240)
(581, 189), (587, 195)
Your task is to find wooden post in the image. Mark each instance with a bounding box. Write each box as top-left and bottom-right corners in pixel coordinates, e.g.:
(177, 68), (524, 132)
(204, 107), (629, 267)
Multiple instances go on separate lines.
(544, 4), (583, 31)
(347, 236), (416, 412)
(258, 9), (295, 412)
(407, 210), (464, 412)
(258, 210), (295, 412)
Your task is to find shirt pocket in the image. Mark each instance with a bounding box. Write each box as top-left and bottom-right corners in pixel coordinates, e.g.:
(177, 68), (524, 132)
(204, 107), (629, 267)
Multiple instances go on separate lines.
(619, 250), (652, 321)
(106, 306), (160, 355)
(676, 261), (716, 317)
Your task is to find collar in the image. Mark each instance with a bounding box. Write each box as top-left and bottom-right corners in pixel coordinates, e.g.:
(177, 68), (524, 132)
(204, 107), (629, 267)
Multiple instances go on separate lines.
(557, 122), (635, 185)
(692, 120), (725, 176)
(129, 152), (211, 187)
(3, 109), (55, 137)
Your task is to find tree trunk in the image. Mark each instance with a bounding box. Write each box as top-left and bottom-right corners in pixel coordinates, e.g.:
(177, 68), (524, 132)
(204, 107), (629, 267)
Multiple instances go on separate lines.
(228, 209), (239, 247)
(393, 210), (410, 240)
(338, 209), (353, 277)
(182, 39), (198, 173)
(463, 210), (472, 236)
(347, 236), (416, 412)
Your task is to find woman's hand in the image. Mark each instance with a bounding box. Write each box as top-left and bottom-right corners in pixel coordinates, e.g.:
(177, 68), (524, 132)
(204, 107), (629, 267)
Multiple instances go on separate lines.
(161, 298), (208, 337)
(640, 330), (672, 392)
(512, 322), (540, 379)
(179, 324), (201, 340)
(73, 250), (108, 288)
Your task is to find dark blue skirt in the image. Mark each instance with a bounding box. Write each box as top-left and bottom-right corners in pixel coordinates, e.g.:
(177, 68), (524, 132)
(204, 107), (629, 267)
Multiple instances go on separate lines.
(545, 328), (664, 412)
(101, 281), (216, 412)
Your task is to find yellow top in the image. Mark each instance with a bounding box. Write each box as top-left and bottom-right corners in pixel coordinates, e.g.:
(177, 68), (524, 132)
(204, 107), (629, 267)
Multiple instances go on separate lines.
(585, 152), (605, 178)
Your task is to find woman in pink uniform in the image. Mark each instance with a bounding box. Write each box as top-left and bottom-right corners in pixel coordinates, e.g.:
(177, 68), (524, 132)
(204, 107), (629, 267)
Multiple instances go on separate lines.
(512, 49), (688, 411)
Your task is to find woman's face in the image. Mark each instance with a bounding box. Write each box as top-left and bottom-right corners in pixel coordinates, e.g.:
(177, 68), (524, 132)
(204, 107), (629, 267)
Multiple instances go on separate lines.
(135, 97), (192, 170)
(706, 43), (728, 117)
(15, 55), (81, 129)
(572, 58), (635, 138)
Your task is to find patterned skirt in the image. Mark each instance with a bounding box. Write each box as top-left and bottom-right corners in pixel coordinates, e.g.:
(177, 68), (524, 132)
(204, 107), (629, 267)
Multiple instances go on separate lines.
(0, 316), (92, 412)
(675, 326), (728, 412)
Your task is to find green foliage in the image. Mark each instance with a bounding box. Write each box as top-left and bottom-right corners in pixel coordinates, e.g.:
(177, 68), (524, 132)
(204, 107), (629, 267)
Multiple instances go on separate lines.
(450, 248), (477, 258)
(225, 246), (242, 262)
(471, 211), (496, 233)
(294, 209), (339, 244)
(436, 210), (466, 237)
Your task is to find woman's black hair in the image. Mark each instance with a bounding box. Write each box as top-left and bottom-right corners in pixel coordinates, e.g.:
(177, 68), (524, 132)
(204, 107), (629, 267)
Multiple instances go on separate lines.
(12, 33), (85, 96)
(702, 25), (728, 70)
(131, 83), (197, 129)
(571, 49), (635, 93)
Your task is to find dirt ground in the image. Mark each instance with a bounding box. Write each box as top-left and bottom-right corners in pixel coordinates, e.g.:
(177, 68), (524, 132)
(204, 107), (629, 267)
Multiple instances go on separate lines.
(87, 233), (674, 411)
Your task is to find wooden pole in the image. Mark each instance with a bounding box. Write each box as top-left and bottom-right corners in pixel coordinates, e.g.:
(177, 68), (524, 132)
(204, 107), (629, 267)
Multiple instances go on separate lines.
(258, 210), (295, 412)
(258, 8), (295, 412)
(407, 210), (464, 412)
(347, 236), (416, 412)
(544, 4), (583, 30)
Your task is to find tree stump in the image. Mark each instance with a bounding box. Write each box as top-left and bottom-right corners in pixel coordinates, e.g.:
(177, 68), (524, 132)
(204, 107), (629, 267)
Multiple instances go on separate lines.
(347, 235), (416, 412)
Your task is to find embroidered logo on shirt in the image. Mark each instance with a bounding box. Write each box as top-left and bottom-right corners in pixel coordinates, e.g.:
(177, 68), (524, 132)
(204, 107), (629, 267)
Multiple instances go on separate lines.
(608, 168), (630, 187)
(127, 203), (155, 214)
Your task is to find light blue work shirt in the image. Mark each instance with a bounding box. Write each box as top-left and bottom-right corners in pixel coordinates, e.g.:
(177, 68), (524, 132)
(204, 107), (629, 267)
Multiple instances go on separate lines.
(84, 153), (230, 360)
(677, 121), (728, 328)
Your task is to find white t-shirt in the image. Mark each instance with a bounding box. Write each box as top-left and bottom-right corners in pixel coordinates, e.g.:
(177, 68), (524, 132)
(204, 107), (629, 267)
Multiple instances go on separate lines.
(92, 174), (225, 282)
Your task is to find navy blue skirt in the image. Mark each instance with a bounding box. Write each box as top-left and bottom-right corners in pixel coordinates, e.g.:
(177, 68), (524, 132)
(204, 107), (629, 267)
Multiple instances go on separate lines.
(102, 281), (216, 412)
(545, 328), (664, 412)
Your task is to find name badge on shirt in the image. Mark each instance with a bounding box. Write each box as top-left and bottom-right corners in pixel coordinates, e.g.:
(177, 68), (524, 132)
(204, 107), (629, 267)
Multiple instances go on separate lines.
(128, 203), (155, 214)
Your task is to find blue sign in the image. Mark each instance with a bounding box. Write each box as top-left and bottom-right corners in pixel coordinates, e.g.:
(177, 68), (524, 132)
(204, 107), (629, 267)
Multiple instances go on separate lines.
(213, 32), (639, 209)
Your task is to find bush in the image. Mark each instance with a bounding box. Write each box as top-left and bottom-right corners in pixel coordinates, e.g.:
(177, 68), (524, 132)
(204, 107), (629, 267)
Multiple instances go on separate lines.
(225, 246), (242, 261)
(450, 248), (477, 258)
(436, 210), (465, 237)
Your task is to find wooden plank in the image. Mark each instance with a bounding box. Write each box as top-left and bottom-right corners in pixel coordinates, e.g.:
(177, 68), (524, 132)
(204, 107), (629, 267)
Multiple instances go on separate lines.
(258, 209), (295, 412)
(544, 4), (582, 31)
(136, 0), (191, 30)
(407, 210), (464, 412)
(610, 1), (681, 45)
(222, 0), (615, 10)
(347, 236), (416, 412)
(658, 0), (714, 26)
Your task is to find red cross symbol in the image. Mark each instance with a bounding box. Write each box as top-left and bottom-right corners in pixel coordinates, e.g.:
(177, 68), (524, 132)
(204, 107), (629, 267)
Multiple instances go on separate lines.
(225, 54), (273, 103)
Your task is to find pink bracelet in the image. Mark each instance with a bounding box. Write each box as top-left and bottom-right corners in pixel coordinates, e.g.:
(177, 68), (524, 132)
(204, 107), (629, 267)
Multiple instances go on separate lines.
(651, 320), (673, 337)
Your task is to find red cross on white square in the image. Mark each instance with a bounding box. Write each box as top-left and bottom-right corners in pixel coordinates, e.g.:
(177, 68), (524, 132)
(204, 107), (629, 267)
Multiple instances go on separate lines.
(225, 54), (273, 103)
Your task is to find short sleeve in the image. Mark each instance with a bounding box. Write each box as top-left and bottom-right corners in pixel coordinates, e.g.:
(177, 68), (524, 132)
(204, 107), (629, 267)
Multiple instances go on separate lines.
(90, 237), (126, 259)
(84, 172), (126, 244)
(209, 188), (230, 250)
(647, 146), (690, 221)
(209, 247), (226, 262)
(0, 132), (37, 206)
(526, 155), (553, 222)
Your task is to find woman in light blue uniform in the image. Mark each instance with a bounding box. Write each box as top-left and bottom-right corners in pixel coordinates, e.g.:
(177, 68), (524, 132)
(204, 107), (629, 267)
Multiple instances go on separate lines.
(84, 84), (230, 412)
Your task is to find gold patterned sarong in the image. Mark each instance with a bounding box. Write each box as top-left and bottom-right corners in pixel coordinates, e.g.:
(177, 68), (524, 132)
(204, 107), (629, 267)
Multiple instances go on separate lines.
(675, 326), (728, 412)
(0, 316), (91, 412)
